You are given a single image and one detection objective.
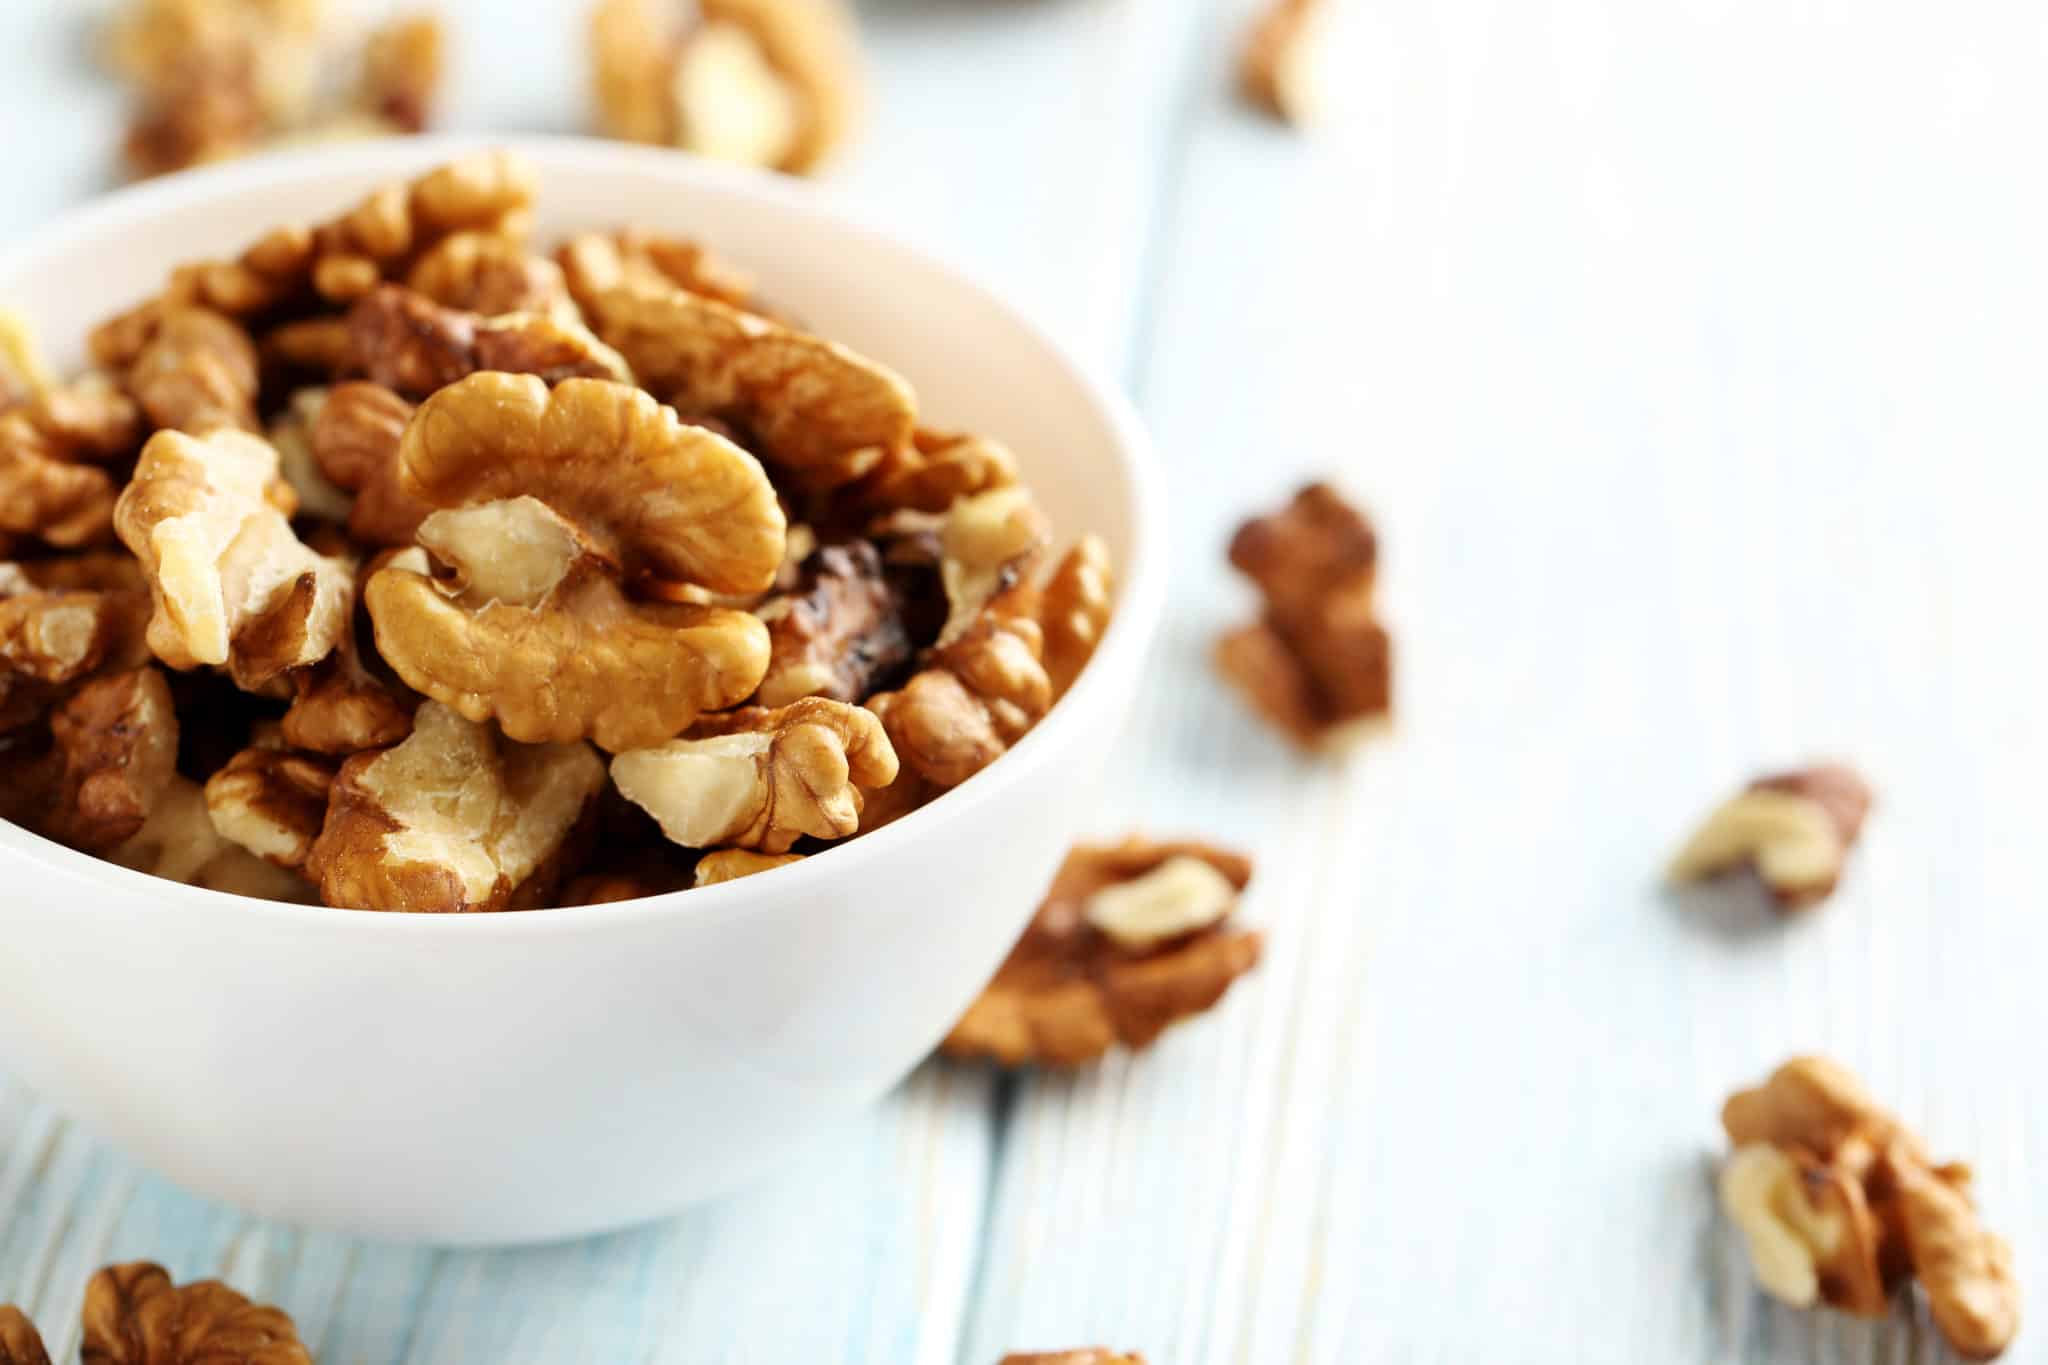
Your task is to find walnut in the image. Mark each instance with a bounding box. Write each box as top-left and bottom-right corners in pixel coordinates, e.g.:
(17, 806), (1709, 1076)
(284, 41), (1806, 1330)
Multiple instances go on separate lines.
(854, 765), (933, 834)
(852, 427), (1018, 515)
(106, 773), (314, 901)
(999, 1354), (1146, 1365)
(1038, 534), (1113, 697)
(126, 306), (260, 434)
(406, 232), (576, 319)
(106, 0), (320, 177)
(558, 228), (756, 314)
(358, 13), (443, 132)
(588, 281), (916, 491)
(279, 556), (416, 756)
(309, 381), (429, 546)
(1670, 764), (1873, 908)
(754, 540), (913, 706)
(363, 376), (779, 749)
(1238, 0), (1325, 124)
(0, 391), (133, 548)
(0, 554), (152, 690)
(942, 838), (1262, 1067)
(261, 316), (356, 378)
(1720, 1057), (2020, 1359)
(934, 486), (1050, 644)
(113, 428), (353, 687)
(0, 310), (53, 412)
(693, 848), (804, 885)
(0, 667), (179, 854)
(1217, 482), (1391, 752)
(81, 1260), (311, 1365)
(589, 0), (861, 174)
(0, 1307), (48, 1365)
(345, 285), (631, 398)
(265, 388), (353, 523)
(204, 740), (335, 871)
(611, 696), (896, 853)
(306, 701), (604, 912)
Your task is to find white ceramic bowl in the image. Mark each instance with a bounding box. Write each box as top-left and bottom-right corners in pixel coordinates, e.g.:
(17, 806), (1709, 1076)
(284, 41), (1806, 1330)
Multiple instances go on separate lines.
(0, 137), (1165, 1245)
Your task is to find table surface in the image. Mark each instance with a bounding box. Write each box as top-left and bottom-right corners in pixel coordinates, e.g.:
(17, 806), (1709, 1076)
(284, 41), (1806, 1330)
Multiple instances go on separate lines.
(5, 1), (2047, 1361)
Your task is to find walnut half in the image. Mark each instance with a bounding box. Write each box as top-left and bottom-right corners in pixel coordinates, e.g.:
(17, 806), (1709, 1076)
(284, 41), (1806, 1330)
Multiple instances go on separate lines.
(0, 1305), (49, 1365)
(81, 1261), (310, 1365)
(1670, 764), (1873, 908)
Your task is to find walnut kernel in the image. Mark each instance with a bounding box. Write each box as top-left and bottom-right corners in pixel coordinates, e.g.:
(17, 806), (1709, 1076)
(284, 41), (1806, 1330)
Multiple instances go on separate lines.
(82, 1260), (311, 1365)
(1670, 764), (1872, 908)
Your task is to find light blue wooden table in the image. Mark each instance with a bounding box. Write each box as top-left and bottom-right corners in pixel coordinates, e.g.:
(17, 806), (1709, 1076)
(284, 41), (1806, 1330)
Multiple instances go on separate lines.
(5, 1), (2047, 1360)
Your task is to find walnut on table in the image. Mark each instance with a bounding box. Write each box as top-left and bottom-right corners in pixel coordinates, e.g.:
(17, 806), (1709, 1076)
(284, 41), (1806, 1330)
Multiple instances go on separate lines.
(589, 0), (862, 174)
(1669, 763), (1873, 909)
(587, 280), (916, 492)
(362, 374), (780, 750)
(1238, 0), (1327, 125)
(0, 1307), (47, 1365)
(82, 1260), (311, 1365)
(943, 837), (1263, 1067)
(1216, 481), (1391, 752)
(1718, 1056), (2020, 1359)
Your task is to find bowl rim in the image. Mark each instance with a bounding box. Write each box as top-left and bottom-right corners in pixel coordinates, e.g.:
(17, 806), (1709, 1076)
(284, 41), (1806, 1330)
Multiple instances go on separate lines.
(0, 134), (1170, 935)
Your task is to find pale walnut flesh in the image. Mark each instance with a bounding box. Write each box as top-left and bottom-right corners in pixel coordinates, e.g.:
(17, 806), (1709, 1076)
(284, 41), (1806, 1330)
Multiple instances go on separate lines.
(307, 701), (606, 912)
(942, 838), (1262, 1067)
(266, 388), (353, 523)
(1218, 481), (1390, 752)
(1718, 1141), (1888, 1317)
(109, 774), (319, 902)
(694, 849), (804, 886)
(113, 428), (352, 687)
(0, 1305), (48, 1365)
(81, 1260), (311, 1365)
(1671, 764), (1873, 908)
(204, 742), (335, 870)
(0, 555), (152, 696)
(612, 696), (898, 854)
(589, 281), (916, 492)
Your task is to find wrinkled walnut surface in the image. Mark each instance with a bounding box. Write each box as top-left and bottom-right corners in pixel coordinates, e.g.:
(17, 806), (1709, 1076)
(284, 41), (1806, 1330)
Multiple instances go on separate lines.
(82, 1260), (311, 1365)
(0, 1306), (48, 1365)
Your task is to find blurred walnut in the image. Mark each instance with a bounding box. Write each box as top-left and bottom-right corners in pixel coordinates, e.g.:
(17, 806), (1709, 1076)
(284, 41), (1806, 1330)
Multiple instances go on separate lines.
(934, 486), (1050, 644)
(106, 772), (313, 901)
(406, 233), (576, 319)
(0, 553), (152, 729)
(1238, 0), (1326, 124)
(82, 1260), (311, 1365)
(1038, 534), (1113, 697)
(0, 311), (54, 412)
(1217, 482), (1390, 752)
(612, 696), (897, 854)
(307, 701), (605, 912)
(1670, 764), (1872, 909)
(363, 375), (779, 749)
(693, 848), (804, 885)
(266, 388), (353, 523)
(0, 377), (148, 548)
(114, 428), (353, 687)
(280, 554), (416, 756)
(852, 428), (1017, 515)
(204, 738), (335, 871)
(345, 285), (631, 398)
(943, 838), (1262, 1067)
(754, 540), (913, 706)
(854, 765), (933, 835)
(260, 316), (356, 378)
(0, 1306), (48, 1365)
(358, 13), (444, 133)
(558, 228), (756, 314)
(308, 381), (429, 546)
(589, 0), (861, 174)
(126, 307), (260, 434)
(0, 668), (179, 854)
(1720, 1057), (2020, 1358)
(1000, 1354), (1146, 1365)
(589, 281), (915, 491)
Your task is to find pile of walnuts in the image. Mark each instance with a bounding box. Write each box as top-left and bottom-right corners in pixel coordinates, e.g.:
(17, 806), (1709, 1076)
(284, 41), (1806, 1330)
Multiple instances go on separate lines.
(0, 150), (1112, 913)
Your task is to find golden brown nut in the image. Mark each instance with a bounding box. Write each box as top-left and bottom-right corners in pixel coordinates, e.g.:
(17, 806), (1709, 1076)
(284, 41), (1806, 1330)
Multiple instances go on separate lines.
(307, 701), (606, 912)
(105, 773), (314, 901)
(0, 398), (129, 548)
(265, 388), (352, 523)
(693, 849), (804, 885)
(0, 310), (54, 412)
(344, 285), (631, 399)
(754, 540), (913, 706)
(113, 428), (353, 687)
(0, 1306), (49, 1365)
(1000, 1354), (1146, 1365)
(1217, 481), (1390, 752)
(589, 281), (915, 491)
(1718, 1141), (1891, 1317)
(1038, 534), (1114, 697)
(589, 0), (861, 174)
(1238, 0), (1326, 124)
(557, 228), (756, 313)
(279, 554), (416, 757)
(126, 307), (260, 434)
(1721, 1056), (1908, 1160)
(1895, 1155), (2022, 1360)
(107, 0), (318, 178)
(854, 765), (934, 835)
(406, 232), (576, 319)
(261, 316), (356, 378)
(81, 1260), (311, 1365)
(0, 555), (152, 691)
(851, 427), (1018, 515)
(1670, 764), (1873, 909)
(358, 12), (444, 132)
(0, 667), (178, 854)
(943, 837), (1262, 1067)
(204, 741), (336, 871)
(309, 381), (429, 547)
(611, 696), (898, 854)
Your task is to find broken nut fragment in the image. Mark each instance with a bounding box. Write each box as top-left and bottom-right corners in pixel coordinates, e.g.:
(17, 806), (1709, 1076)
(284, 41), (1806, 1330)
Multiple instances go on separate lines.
(1217, 482), (1390, 752)
(1238, 0), (1326, 124)
(1670, 764), (1873, 908)
(942, 837), (1262, 1067)
(204, 740), (336, 872)
(82, 1260), (311, 1365)
(611, 696), (898, 854)
(1038, 534), (1114, 697)
(0, 1306), (48, 1365)
(113, 428), (353, 688)
(1719, 1057), (2021, 1358)
(852, 427), (1018, 516)
(345, 285), (631, 399)
(307, 701), (606, 912)
(589, 281), (916, 491)
(558, 228), (757, 314)
(0, 667), (179, 854)
(754, 540), (914, 706)
(693, 848), (804, 885)
(309, 381), (430, 547)
(406, 232), (576, 319)
(125, 306), (260, 434)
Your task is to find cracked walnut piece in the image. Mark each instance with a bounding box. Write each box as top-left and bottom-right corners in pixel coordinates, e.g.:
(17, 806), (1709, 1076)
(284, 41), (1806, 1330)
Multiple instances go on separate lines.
(1719, 1057), (2020, 1359)
(589, 280), (916, 491)
(0, 554), (152, 704)
(0, 668), (179, 854)
(345, 284), (631, 399)
(694, 848), (804, 885)
(307, 701), (606, 912)
(363, 375), (780, 749)
(1217, 481), (1390, 752)
(1669, 763), (1873, 909)
(754, 540), (914, 706)
(82, 1260), (311, 1365)
(1039, 534), (1114, 697)
(406, 231), (577, 319)
(125, 306), (260, 435)
(308, 381), (430, 546)
(590, 0), (861, 174)
(204, 739), (335, 871)
(113, 428), (353, 687)
(0, 1306), (48, 1365)
(0, 376), (148, 549)
(1238, 0), (1327, 124)
(557, 228), (757, 314)
(852, 427), (1018, 516)
(612, 696), (898, 854)
(943, 838), (1262, 1067)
